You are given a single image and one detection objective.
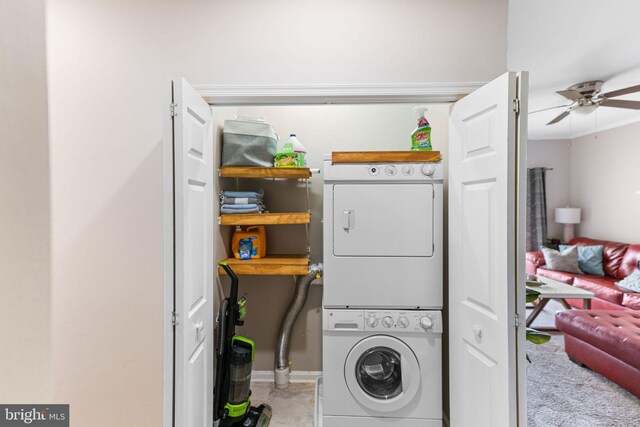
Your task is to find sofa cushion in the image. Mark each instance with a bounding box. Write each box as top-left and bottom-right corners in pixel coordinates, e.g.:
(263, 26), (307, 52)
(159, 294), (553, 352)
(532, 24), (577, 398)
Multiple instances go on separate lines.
(616, 269), (640, 293)
(622, 293), (640, 310)
(618, 245), (640, 280)
(555, 310), (640, 371)
(573, 276), (624, 305)
(560, 244), (604, 276)
(541, 246), (582, 274)
(536, 268), (577, 284)
(569, 238), (629, 278)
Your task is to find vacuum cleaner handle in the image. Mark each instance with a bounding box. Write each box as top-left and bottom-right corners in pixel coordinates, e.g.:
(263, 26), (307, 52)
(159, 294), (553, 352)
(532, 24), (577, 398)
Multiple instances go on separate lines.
(219, 262), (239, 305)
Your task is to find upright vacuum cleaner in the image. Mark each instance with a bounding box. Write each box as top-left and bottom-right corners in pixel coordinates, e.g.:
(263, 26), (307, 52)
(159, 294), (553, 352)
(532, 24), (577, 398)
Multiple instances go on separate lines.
(215, 262), (272, 427)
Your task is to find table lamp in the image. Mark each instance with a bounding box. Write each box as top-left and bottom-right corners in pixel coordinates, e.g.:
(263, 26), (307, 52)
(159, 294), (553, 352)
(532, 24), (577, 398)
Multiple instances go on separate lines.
(555, 207), (581, 243)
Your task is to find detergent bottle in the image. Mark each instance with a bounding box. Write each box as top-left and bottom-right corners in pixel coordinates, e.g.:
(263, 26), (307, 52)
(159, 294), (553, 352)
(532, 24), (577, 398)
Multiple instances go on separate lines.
(411, 106), (432, 151)
(274, 133), (308, 167)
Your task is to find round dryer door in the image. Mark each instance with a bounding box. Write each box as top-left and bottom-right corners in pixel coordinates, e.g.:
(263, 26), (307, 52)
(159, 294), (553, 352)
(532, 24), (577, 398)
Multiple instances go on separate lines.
(344, 335), (420, 412)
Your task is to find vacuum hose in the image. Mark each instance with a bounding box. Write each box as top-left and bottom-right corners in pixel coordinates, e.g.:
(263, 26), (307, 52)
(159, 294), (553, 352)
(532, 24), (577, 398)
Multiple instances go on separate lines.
(274, 263), (323, 389)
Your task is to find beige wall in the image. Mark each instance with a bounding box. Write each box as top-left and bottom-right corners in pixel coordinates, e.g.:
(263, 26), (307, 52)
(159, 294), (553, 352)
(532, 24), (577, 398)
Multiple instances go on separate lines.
(527, 139), (571, 239)
(213, 104), (450, 372)
(0, 0), (51, 403)
(569, 122), (640, 243)
(45, 1), (505, 425)
(47, 1), (218, 425)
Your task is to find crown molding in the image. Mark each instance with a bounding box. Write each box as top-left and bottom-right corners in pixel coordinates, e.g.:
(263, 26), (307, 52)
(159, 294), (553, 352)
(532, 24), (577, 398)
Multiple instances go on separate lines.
(195, 82), (485, 105)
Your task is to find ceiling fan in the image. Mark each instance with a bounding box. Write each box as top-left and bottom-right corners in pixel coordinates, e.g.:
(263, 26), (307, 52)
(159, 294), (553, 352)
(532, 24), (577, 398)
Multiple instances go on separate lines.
(531, 80), (640, 125)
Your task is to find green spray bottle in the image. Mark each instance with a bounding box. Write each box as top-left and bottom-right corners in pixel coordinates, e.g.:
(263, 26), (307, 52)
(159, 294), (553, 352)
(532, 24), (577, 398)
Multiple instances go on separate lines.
(411, 106), (432, 151)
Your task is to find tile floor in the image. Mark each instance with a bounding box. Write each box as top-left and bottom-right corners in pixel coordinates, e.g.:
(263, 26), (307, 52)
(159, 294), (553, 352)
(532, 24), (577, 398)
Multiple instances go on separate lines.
(250, 382), (315, 427)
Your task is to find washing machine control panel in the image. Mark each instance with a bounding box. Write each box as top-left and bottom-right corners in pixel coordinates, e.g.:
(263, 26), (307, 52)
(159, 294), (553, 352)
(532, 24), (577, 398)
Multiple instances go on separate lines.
(363, 310), (442, 334)
(325, 310), (442, 333)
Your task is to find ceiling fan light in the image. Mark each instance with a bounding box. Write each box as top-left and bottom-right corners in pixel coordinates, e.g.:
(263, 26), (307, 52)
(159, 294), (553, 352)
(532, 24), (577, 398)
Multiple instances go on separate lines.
(575, 105), (597, 115)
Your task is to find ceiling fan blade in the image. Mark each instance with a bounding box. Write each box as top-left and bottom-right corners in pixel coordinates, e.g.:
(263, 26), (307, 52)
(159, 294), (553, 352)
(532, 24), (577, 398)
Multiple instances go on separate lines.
(546, 110), (571, 125)
(529, 104), (573, 114)
(599, 99), (640, 110)
(601, 84), (640, 99)
(556, 89), (583, 101)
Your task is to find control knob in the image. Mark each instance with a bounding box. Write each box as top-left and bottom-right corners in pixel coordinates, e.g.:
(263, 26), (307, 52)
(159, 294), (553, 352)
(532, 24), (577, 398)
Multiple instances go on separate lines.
(421, 164), (436, 177)
(420, 316), (434, 330)
(366, 316), (379, 328)
(385, 165), (397, 176)
(397, 316), (409, 328)
(382, 316), (394, 328)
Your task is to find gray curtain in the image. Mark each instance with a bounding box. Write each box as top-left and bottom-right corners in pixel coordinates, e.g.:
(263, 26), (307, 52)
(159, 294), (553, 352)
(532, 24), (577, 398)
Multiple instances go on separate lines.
(526, 168), (547, 252)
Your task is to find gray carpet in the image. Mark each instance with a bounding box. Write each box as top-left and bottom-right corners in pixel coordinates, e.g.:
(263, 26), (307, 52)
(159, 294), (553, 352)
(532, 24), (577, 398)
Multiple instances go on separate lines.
(527, 326), (640, 426)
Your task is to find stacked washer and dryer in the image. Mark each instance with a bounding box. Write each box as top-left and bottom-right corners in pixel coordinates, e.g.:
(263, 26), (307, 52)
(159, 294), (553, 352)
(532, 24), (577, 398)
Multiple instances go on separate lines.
(321, 153), (444, 427)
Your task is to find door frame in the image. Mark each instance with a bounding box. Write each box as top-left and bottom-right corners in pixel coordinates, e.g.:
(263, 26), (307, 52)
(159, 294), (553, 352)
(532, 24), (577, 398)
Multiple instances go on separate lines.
(162, 81), (495, 427)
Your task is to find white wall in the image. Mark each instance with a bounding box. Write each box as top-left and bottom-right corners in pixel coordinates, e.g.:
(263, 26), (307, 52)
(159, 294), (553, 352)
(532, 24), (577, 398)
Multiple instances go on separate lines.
(527, 139), (571, 239)
(0, 0), (51, 403)
(45, 1), (506, 424)
(570, 122), (640, 243)
(213, 104), (450, 372)
(210, 0), (507, 86)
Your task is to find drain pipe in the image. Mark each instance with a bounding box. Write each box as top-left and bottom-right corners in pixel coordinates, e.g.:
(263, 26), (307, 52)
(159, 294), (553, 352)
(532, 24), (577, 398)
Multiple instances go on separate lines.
(274, 263), (323, 389)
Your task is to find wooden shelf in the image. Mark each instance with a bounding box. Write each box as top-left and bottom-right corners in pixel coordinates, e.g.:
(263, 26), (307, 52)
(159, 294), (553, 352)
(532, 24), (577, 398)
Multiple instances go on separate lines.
(220, 166), (311, 179)
(219, 212), (310, 226)
(218, 254), (310, 275)
(331, 151), (441, 163)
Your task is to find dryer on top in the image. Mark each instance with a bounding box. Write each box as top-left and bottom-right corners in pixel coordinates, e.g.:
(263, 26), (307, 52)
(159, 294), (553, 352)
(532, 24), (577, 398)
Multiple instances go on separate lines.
(322, 154), (444, 309)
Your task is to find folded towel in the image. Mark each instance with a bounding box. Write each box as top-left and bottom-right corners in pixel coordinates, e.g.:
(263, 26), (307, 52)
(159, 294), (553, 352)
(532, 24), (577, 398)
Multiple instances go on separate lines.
(220, 205), (263, 214)
(221, 197), (261, 205)
(221, 203), (262, 210)
(222, 189), (264, 199)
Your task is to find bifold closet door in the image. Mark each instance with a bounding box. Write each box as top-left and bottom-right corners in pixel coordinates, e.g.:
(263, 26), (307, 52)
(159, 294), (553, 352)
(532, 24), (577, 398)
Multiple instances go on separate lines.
(448, 72), (528, 427)
(168, 77), (214, 427)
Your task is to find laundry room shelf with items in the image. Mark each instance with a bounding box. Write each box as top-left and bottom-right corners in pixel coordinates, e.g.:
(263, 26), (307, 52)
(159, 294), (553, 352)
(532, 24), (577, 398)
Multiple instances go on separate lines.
(220, 166), (311, 179)
(216, 254), (310, 276)
(219, 212), (310, 226)
(218, 166), (313, 276)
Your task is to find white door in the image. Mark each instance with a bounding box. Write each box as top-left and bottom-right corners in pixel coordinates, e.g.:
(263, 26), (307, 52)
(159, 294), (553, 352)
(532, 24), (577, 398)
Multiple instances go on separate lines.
(333, 184), (434, 257)
(169, 78), (214, 427)
(449, 72), (528, 427)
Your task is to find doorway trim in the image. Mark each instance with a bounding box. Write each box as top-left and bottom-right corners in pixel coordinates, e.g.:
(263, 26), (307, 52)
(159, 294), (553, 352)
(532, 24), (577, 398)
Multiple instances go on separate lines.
(195, 82), (484, 105)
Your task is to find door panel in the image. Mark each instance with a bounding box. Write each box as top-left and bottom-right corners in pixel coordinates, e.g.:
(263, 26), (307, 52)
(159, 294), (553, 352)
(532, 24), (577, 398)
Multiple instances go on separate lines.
(333, 184), (434, 257)
(172, 78), (214, 427)
(449, 72), (527, 427)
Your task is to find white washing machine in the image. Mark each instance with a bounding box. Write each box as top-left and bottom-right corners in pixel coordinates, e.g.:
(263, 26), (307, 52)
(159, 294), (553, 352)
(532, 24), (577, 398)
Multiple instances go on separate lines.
(323, 155), (444, 308)
(322, 309), (442, 427)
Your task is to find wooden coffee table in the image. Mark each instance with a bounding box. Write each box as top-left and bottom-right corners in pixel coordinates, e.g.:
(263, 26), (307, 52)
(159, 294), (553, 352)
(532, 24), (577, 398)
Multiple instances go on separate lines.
(526, 276), (594, 329)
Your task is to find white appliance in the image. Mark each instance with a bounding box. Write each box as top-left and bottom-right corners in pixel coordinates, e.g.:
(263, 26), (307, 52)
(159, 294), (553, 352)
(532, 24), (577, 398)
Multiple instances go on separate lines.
(322, 156), (444, 308)
(322, 309), (443, 427)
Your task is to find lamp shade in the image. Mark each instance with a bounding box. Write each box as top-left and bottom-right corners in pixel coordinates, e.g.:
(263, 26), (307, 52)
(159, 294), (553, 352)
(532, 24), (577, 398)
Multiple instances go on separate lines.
(555, 207), (581, 224)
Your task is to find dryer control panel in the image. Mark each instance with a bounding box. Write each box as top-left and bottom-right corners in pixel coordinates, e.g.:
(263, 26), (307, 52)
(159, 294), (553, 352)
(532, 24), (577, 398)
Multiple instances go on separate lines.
(324, 160), (444, 182)
(325, 309), (442, 334)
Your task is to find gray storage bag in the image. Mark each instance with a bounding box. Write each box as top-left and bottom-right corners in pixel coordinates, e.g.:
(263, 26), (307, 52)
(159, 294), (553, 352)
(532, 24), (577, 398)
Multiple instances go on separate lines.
(222, 118), (278, 167)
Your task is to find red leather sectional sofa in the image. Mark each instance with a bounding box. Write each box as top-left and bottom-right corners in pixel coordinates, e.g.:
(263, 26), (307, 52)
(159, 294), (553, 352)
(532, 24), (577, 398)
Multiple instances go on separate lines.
(528, 237), (640, 396)
(526, 237), (640, 310)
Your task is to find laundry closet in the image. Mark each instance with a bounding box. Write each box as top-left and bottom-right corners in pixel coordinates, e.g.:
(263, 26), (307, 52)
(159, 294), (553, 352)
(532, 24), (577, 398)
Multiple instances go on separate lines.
(164, 73), (528, 427)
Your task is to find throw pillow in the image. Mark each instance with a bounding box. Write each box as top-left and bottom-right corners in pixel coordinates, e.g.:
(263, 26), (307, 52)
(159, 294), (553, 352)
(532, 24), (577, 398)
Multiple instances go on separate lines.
(616, 268), (640, 293)
(559, 244), (605, 276)
(541, 246), (583, 274)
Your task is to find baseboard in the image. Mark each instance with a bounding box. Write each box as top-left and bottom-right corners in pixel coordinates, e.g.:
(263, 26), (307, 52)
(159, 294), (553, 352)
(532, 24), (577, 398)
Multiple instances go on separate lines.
(252, 370), (322, 383)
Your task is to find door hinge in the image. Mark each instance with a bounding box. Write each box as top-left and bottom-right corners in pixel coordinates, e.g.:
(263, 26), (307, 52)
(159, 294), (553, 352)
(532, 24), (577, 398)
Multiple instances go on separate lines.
(512, 98), (521, 115)
(514, 313), (521, 328)
(170, 102), (178, 117)
(171, 311), (178, 326)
